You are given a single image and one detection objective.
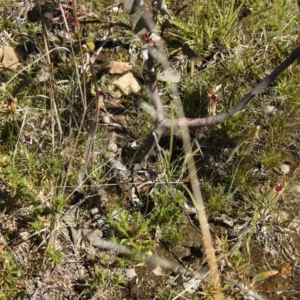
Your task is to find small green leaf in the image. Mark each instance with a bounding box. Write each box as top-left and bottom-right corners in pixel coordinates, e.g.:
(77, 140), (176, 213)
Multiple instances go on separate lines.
(253, 270), (278, 282)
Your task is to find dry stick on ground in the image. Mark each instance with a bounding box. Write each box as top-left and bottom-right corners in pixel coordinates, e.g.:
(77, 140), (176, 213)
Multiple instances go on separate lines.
(223, 276), (266, 300)
(163, 44), (300, 128)
(136, 44), (300, 161)
(133, 52), (165, 162)
(81, 223), (264, 300)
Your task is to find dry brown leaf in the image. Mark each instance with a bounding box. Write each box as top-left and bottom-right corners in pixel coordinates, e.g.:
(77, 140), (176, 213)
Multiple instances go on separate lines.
(0, 244), (6, 253)
(0, 46), (19, 70)
(108, 61), (132, 74)
(108, 72), (141, 98)
(252, 270), (278, 282)
(279, 264), (293, 279)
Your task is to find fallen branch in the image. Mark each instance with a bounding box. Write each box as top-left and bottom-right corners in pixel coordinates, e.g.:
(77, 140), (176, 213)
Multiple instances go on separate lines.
(223, 276), (267, 300)
(135, 44), (300, 161)
(164, 44), (300, 129)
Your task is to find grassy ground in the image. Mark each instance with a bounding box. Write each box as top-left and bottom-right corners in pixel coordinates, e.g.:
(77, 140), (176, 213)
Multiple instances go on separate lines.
(1, 0), (300, 299)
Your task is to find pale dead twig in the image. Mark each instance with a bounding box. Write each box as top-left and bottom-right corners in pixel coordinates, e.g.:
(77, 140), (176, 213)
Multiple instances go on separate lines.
(223, 276), (267, 300)
(82, 227), (210, 280)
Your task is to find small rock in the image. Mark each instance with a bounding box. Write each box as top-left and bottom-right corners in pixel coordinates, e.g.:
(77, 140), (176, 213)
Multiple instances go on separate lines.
(86, 229), (103, 241)
(92, 214), (101, 220)
(19, 231), (30, 240)
(38, 69), (50, 82)
(152, 266), (163, 276)
(265, 105), (276, 115)
(293, 185), (300, 194)
(279, 163), (290, 175)
(111, 209), (121, 221)
(108, 141), (118, 153)
(108, 61), (132, 74)
(108, 72), (141, 98)
(124, 268), (137, 280)
(111, 159), (127, 171)
(102, 114), (111, 124)
(289, 217), (300, 234)
(97, 218), (106, 227)
(90, 207), (100, 216)
(0, 46), (19, 70)
(111, 159), (130, 179)
(110, 6), (123, 13)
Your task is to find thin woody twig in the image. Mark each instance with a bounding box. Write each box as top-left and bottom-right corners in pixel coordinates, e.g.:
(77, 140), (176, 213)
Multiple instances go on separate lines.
(135, 44), (300, 162)
(133, 51), (165, 162)
(223, 276), (266, 300)
(162, 45), (300, 129)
